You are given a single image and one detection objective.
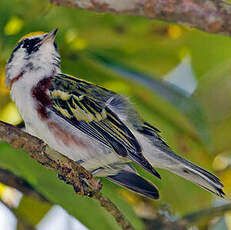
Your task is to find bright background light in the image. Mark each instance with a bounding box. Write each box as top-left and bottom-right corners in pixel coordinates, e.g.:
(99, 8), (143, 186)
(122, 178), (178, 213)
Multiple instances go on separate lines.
(0, 203), (88, 230)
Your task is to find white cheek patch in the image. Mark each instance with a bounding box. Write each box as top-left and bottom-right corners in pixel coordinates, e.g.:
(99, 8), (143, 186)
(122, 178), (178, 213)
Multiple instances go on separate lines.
(30, 43), (60, 70)
(6, 48), (27, 82)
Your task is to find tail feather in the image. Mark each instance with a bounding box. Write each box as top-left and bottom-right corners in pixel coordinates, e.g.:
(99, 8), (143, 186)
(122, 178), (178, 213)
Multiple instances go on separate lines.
(176, 161), (225, 197)
(132, 122), (225, 197)
(183, 159), (223, 186)
(107, 170), (159, 199)
(152, 150), (225, 197)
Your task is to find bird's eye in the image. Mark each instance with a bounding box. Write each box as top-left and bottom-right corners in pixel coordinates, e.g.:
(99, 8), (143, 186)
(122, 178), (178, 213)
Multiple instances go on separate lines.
(22, 39), (30, 48)
(22, 38), (41, 54)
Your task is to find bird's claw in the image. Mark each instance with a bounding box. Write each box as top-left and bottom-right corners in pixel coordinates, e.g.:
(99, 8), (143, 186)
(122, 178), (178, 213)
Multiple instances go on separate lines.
(58, 173), (97, 197)
(58, 174), (71, 184)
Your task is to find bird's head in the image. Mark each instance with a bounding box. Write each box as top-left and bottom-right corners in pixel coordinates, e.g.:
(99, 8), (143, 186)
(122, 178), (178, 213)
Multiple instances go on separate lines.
(5, 29), (60, 87)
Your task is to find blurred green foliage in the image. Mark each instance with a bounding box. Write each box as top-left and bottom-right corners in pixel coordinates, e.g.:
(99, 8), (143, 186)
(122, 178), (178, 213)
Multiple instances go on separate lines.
(1, 0), (231, 229)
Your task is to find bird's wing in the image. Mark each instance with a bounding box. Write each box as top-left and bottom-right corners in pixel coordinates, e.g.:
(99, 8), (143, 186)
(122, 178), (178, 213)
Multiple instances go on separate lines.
(48, 73), (160, 178)
(136, 122), (169, 149)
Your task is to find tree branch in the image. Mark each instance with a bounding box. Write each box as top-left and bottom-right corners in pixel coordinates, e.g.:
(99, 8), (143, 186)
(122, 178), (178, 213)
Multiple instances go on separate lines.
(0, 121), (101, 196)
(179, 203), (231, 226)
(49, 0), (231, 36)
(0, 121), (135, 230)
(142, 202), (231, 230)
(143, 216), (187, 230)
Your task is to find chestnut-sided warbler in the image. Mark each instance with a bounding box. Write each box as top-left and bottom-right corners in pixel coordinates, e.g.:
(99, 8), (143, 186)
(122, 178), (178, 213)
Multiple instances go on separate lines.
(5, 29), (224, 199)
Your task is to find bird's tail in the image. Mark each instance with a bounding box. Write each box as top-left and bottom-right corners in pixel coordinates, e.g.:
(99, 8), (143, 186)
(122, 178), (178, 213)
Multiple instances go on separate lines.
(148, 150), (225, 197)
(107, 170), (159, 199)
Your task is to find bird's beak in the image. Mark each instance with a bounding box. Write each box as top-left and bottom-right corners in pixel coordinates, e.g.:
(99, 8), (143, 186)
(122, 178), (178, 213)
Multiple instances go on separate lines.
(41, 28), (58, 44)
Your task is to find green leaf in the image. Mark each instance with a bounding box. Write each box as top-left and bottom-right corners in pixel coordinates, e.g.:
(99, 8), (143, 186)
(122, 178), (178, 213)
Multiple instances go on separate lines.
(16, 195), (51, 230)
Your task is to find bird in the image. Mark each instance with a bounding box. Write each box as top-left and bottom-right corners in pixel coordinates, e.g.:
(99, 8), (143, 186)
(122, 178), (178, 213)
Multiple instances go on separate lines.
(5, 29), (224, 199)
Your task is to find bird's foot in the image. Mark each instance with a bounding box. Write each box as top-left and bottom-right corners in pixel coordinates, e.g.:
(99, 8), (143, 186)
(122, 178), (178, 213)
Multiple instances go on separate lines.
(58, 173), (102, 197)
(58, 174), (71, 184)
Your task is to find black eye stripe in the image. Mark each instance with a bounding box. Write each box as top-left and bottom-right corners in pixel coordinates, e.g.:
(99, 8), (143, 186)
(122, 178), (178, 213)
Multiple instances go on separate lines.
(22, 38), (41, 48)
(22, 37), (42, 54)
(8, 36), (58, 64)
(14, 41), (23, 52)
